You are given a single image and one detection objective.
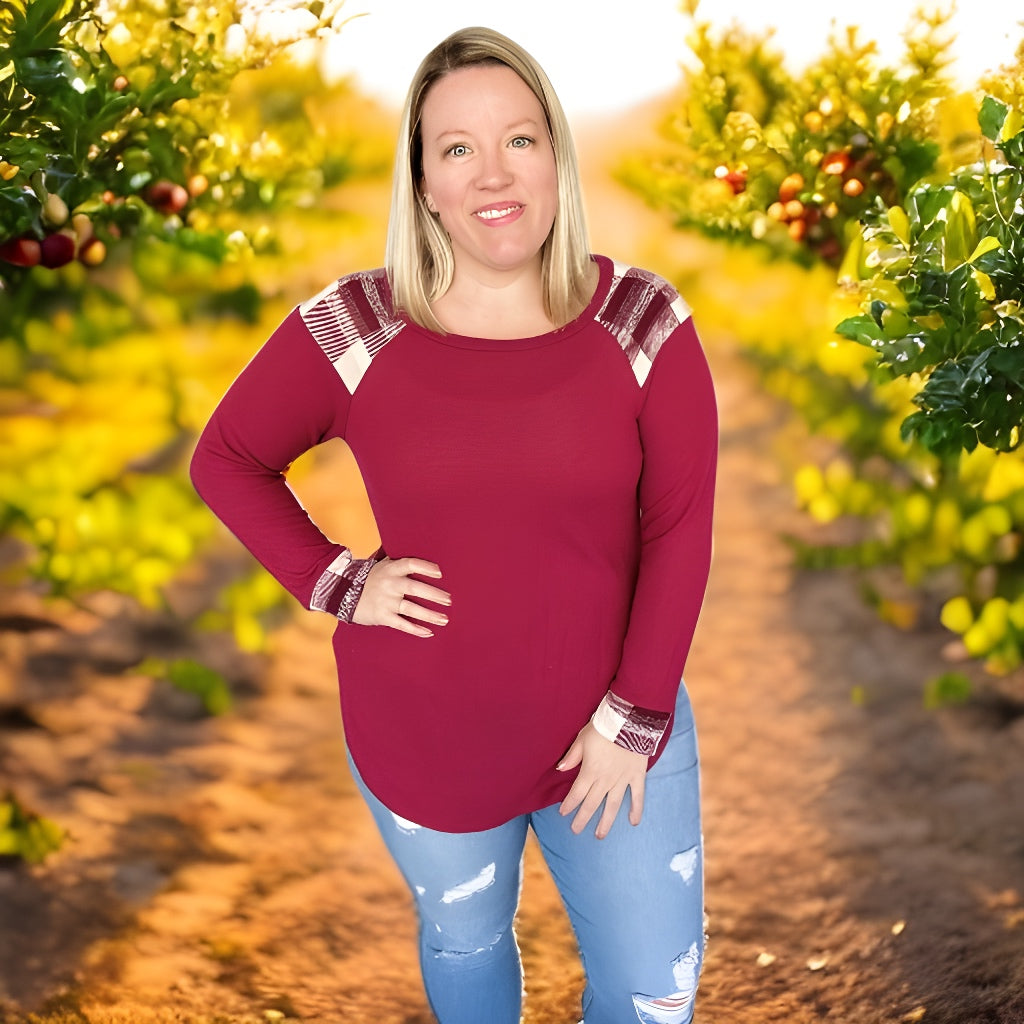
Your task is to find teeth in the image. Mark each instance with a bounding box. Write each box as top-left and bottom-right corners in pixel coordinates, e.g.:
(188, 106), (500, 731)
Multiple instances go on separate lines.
(476, 205), (519, 220)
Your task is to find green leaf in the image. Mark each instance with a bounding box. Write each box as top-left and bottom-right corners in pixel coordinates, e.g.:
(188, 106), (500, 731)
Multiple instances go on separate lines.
(978, 95), (1009, 142)
(165, 658), (233, 716)
(835, 314), (881, 346)
(923, 671), (972, 709)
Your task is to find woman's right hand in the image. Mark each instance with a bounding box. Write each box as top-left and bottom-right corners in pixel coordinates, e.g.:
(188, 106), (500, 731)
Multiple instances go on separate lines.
(351, 557), (451, 637)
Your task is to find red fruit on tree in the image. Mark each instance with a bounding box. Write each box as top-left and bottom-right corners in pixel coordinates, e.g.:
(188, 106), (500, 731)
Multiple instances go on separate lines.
(724, 170), (747, 194)
(0, 236), (42, 267)
(40, 231), (76, 268)
(788, 218), (807, 242)
(145, 179), (189, 214)
(843, 177), (865, 197)
(818, 237), (842, 261)
(821, 151), (851, 176)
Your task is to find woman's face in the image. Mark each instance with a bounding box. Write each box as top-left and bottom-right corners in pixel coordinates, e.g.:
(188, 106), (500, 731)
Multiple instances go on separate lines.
(418, 63), (558, 286)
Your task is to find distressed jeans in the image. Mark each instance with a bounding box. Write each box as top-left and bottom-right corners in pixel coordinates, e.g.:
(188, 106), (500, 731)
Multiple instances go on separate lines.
(347, 682), (704, 1024)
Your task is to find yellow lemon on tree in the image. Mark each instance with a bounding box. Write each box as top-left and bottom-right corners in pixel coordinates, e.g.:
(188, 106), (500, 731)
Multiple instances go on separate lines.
(963, 621), (994, 657)
(979, 597), (1011, 642)
(981, 504), (1012, 537)
(940, 595), (974, 634)
(902, 492), (932, 533)
(960, 514), (991, 559)
(794, 464), (825, 505)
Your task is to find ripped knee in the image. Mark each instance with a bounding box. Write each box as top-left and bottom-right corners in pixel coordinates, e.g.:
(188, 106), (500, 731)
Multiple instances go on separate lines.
(419, 860), (514, 957)
(432, 939), (505, 960)
(631, 942), (702, 1024)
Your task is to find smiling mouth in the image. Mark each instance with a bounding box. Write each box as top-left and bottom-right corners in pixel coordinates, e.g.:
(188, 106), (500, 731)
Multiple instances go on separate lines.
(475, 204), (523, 220)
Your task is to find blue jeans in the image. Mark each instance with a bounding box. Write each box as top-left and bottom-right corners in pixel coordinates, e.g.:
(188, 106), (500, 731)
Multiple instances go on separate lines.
(347, 683), (704, 1024)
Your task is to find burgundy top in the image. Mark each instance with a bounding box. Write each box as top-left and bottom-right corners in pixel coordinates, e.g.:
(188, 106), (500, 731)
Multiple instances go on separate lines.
(190, 254), (717, 831)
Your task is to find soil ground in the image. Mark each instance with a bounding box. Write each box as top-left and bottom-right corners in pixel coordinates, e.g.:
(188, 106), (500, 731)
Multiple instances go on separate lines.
(1, 111), (1023, 1024)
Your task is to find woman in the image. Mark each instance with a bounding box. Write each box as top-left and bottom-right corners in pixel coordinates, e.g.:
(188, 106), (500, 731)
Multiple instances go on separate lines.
(191, 26), (717, 1024)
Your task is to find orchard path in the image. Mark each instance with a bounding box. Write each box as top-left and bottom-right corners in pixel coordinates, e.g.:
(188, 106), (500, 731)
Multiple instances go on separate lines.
(1, 109), (1024, 1024)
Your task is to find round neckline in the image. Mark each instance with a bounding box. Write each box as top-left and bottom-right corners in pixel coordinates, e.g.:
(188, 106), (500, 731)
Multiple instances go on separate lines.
(403, 254), (612, 351)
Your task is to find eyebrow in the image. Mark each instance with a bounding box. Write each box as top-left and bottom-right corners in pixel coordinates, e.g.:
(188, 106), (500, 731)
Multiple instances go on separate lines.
(432, 118), (542, 144)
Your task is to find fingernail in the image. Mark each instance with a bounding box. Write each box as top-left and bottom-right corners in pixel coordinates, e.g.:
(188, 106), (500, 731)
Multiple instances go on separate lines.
(420, 630), (434, 638)
(438, 615), (448, 624)
(555, 762), (566, 771)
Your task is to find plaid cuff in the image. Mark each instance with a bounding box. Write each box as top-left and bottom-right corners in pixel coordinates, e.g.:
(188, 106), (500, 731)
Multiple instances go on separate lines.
(309, 545), (386, 622)
(590, 690), (671, 756)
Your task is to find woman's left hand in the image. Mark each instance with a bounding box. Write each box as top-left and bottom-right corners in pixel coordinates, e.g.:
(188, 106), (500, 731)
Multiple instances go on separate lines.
(556, 723), (648, 839)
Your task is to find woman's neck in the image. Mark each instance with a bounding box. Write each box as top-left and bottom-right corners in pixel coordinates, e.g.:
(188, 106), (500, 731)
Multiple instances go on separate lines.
(430, 261), (598, 340)
(430, 263), (554, 339)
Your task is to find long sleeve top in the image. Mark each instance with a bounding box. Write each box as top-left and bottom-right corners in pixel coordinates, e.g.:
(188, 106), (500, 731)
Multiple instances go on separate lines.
(190, 254), (717, 831)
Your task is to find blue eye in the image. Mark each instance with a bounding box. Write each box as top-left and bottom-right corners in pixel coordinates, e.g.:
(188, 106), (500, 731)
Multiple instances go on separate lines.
(447, 144), (470, 157)
(510, 136), (532, 148)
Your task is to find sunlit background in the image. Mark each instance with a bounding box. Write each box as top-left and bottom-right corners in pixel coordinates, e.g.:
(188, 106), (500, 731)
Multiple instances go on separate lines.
(333, 0), (1022, 115)
(2, 1), (1024, 1021)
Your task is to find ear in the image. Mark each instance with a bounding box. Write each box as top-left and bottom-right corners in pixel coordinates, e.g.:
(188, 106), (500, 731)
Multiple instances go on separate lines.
(423, 192), (438, 214)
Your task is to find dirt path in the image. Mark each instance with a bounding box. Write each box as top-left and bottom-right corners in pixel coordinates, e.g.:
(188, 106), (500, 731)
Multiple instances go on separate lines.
(2, 119), (1024, 1024)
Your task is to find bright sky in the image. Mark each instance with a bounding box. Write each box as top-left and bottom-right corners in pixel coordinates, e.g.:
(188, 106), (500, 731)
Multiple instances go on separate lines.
(327, 0), (1023, 117)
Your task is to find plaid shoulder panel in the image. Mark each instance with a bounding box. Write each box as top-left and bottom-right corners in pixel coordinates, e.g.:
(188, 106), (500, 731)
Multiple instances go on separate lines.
(594, 260), (692, 387)
(298, 268), (405, 394)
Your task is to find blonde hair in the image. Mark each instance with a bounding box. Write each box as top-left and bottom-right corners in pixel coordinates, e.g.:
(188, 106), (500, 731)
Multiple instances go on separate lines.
(385, 26), (592, 333)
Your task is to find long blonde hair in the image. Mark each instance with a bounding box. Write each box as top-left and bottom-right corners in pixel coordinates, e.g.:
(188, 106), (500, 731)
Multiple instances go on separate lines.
(385, 27), (592, 333)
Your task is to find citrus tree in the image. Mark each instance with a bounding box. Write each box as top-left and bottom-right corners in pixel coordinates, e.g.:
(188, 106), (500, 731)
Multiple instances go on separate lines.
(621, 3), (953, 266)
(0, 0), (382, 615)
(0, 0), (392, 862)
(628, 6), (1024, 685)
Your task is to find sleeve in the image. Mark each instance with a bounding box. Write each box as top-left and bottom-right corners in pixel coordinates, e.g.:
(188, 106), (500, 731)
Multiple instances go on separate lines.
(593, 316), (718, 755)
(189, 306), (383, 621)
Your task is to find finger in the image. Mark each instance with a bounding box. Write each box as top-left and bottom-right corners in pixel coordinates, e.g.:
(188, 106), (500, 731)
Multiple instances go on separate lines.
(570, 788), (605, 835)
(595, 788), (625, 840)
(402, 579), (453, 606)
(628, 775), (645, 827)
(398, 558), (443, 579)
(386, 613), (434, 638)
(558, 772), (588, 816)
(556, 738), (584, 772)
(397, 598), (449, 627)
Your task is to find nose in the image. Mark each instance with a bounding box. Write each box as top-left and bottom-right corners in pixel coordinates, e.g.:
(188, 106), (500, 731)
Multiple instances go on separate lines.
(474, 146), (514, 190)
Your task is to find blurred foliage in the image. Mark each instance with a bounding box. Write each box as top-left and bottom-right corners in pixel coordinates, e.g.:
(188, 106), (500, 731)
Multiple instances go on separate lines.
(0, 791), (66, 863)
(622, 4), (954, 265)
(633, 8), (1024, 681)
(140, 656), (234, 715)
(0, 0), (390, 650)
